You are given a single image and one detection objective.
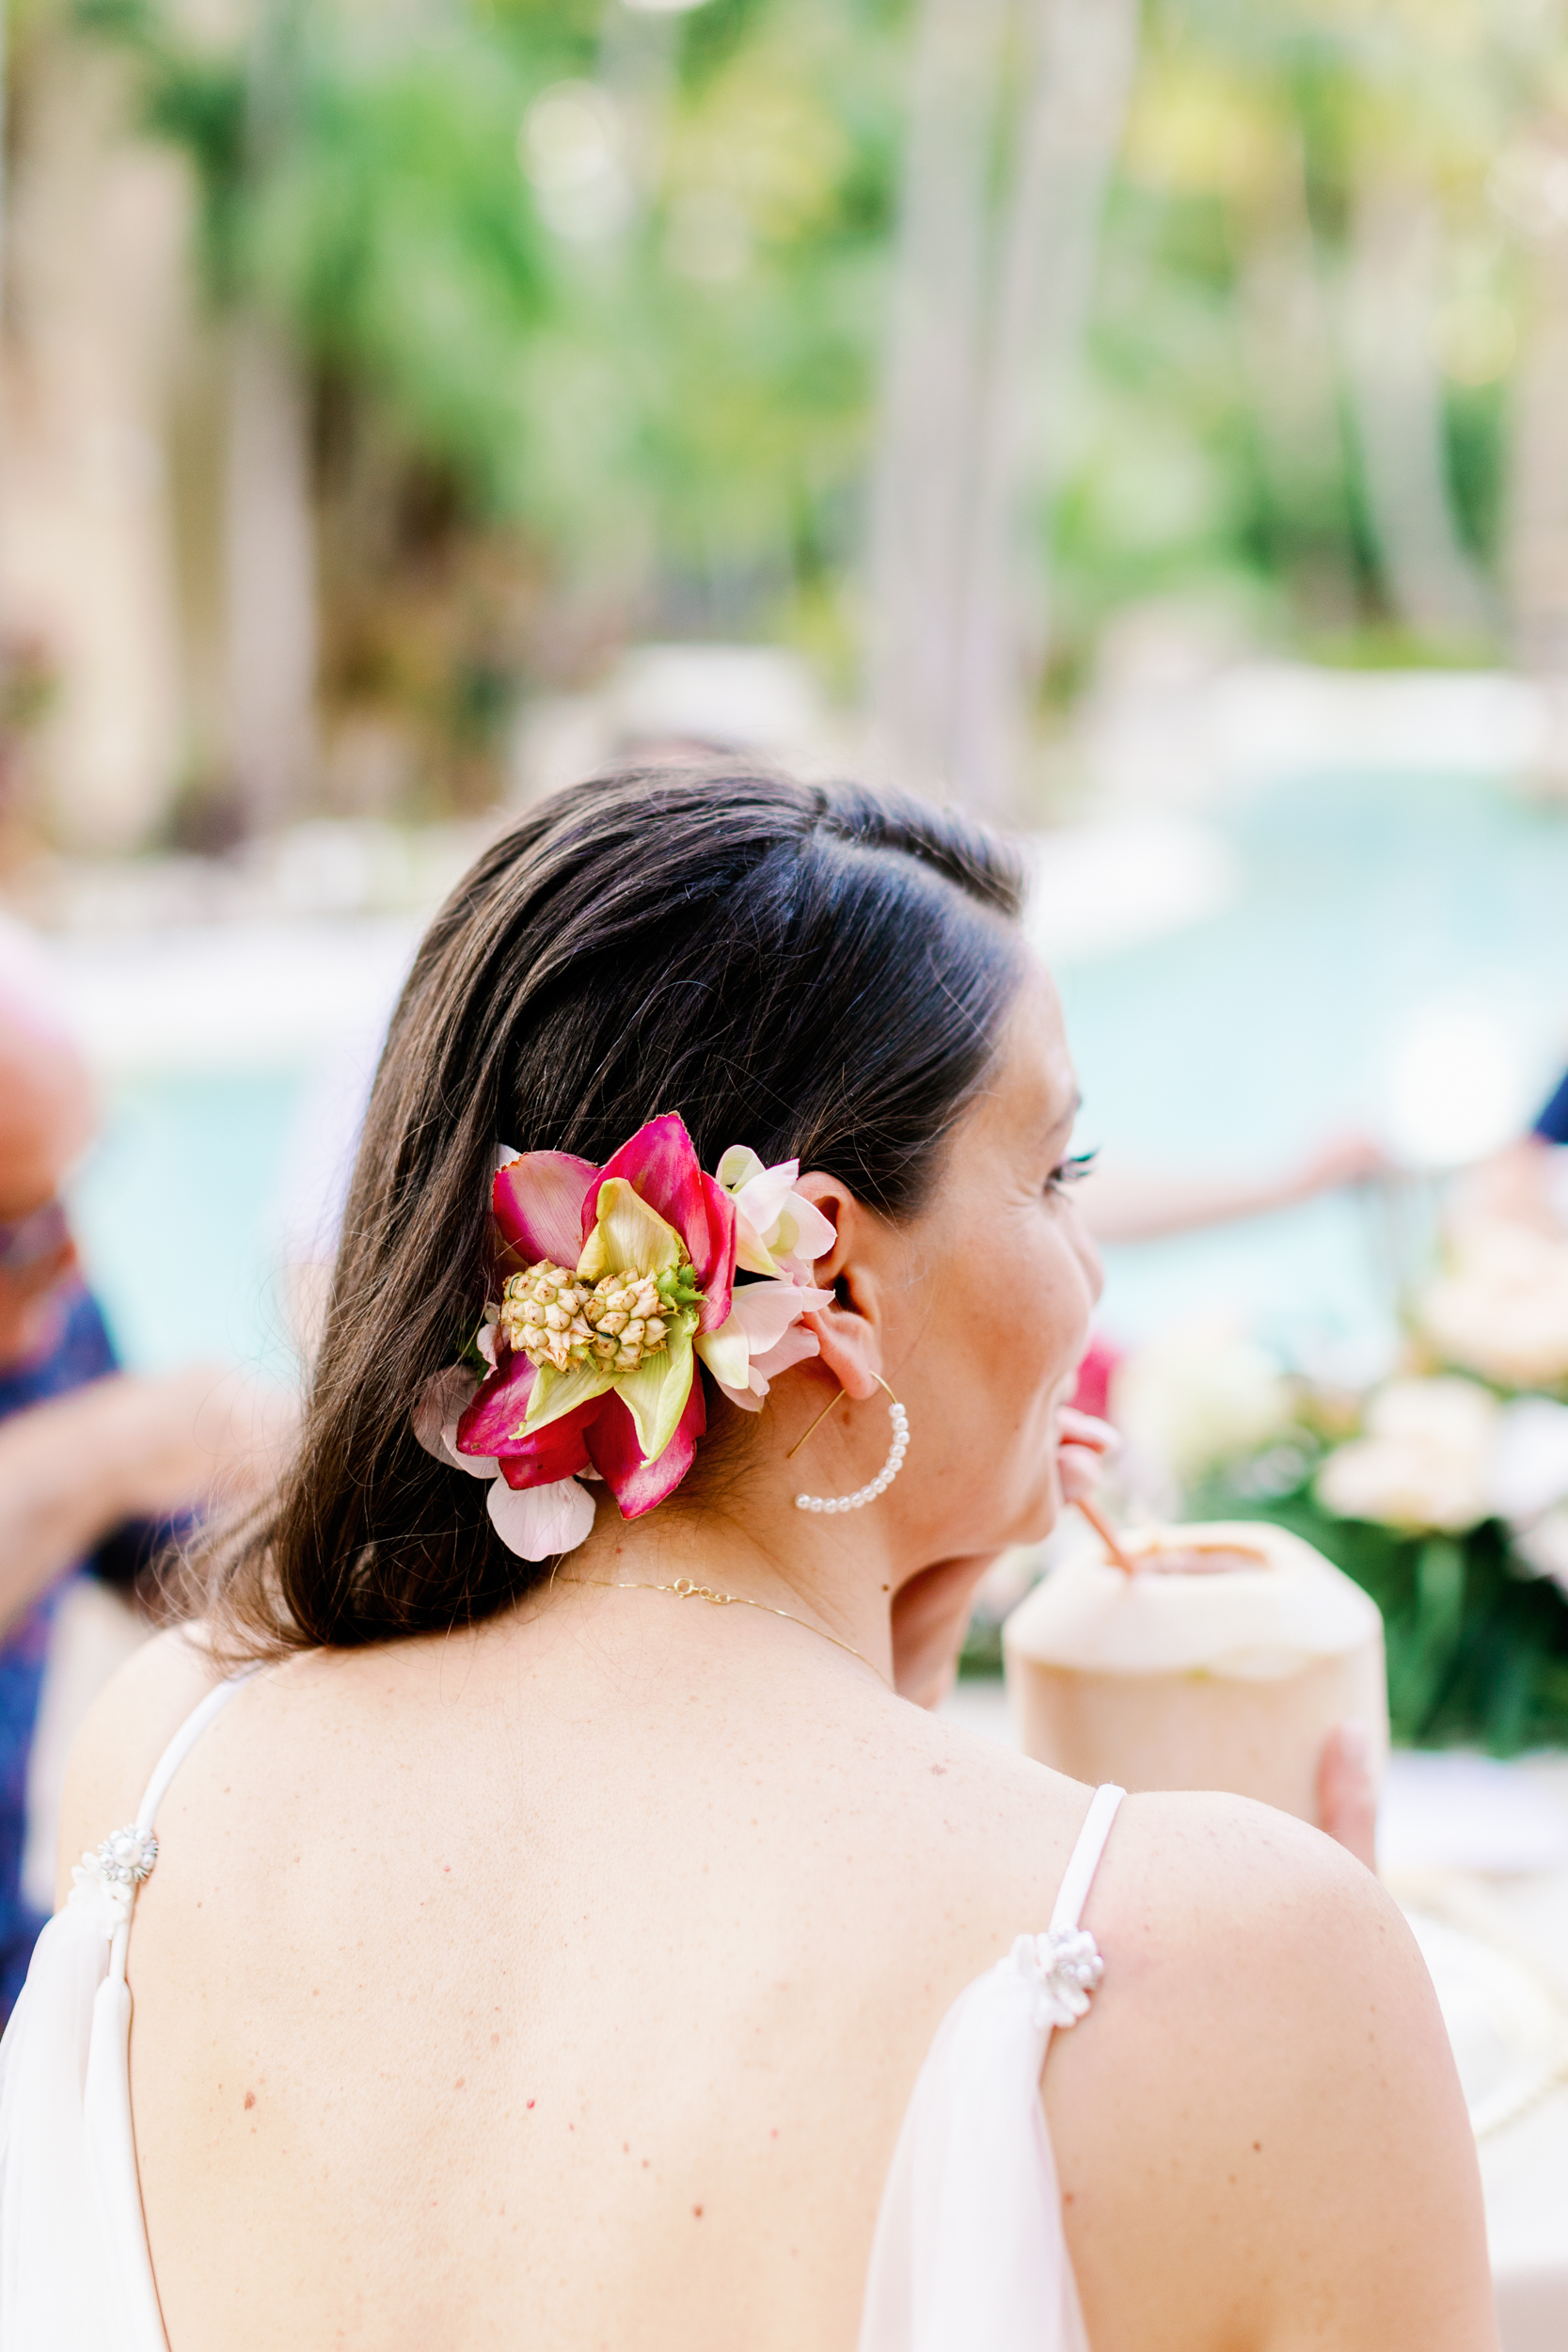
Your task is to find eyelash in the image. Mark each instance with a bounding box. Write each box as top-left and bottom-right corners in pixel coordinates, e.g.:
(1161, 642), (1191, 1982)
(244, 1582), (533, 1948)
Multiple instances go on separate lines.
(1048, 1149), (1099, 1195)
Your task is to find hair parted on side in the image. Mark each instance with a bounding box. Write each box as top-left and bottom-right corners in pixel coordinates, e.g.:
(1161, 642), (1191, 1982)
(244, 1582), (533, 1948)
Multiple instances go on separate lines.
(188, 764), (1027, 1657)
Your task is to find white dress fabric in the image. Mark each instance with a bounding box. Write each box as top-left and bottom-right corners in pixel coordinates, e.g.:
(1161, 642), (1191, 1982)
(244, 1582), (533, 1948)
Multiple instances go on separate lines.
(858, 1781), (1124, 2352)
(0, 1674), (1121, 2352)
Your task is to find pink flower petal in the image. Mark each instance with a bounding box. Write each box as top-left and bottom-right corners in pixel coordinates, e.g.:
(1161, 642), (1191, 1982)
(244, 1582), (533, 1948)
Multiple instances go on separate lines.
(494, 1397), (601, 1488)
(693, 1171), (736, 1327)
(486, 1475), (596, 1560)
(413, 1365), (481, 1463)
(746, 1321), (821, 1395)
(712, 1375), (764, 1413)
(587, 1378), (706, 1518)
(457, 1354), (539, 1458)
(750, 1321), (824, 1380)
(493, 1151), (597, 1267)
(725, 1278), (832, 1356)
(460, 1354), (604, 1480)
(782, 1193), (835, 1266)
(583, 1116), (736, 1316)
(735, 1164), (798, 1238)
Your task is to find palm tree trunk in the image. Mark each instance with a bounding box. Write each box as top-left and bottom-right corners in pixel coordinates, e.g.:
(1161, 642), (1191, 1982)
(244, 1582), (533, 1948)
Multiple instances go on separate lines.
(950, 0), (1139, 811)
(223, 310), (316, 830)
(867, 0), (1138, 814)
(866, 0), (1009, 796)
(1344, 174), (1491, 641)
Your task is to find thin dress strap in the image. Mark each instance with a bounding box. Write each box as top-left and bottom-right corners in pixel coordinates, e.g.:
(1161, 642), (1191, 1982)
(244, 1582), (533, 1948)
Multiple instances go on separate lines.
(135, 1671), (258, 1835)
(1049, 1783), (1124, 1936)
(107, 1670), (258, 1988)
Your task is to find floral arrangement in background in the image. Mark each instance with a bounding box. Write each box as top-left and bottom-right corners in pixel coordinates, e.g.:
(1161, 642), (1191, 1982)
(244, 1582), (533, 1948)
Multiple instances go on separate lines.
(1108, 1216), (1568, 1751)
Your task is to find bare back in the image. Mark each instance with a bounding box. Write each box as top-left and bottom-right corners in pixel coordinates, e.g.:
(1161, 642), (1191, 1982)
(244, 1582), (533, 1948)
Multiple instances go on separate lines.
(62, 1598), (1494, 2352)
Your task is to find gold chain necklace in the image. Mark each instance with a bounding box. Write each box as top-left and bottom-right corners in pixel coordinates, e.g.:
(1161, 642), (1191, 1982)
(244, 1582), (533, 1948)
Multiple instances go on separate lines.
(583, 1575), (889, 1684)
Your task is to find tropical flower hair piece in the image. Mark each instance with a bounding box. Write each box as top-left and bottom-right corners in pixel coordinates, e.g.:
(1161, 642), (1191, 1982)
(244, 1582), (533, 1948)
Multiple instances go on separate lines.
(412, 1114), (832, 1561)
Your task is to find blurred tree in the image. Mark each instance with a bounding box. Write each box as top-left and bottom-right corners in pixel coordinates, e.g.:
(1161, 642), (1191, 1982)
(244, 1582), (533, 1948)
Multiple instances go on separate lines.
(47, 0), (1568, 831)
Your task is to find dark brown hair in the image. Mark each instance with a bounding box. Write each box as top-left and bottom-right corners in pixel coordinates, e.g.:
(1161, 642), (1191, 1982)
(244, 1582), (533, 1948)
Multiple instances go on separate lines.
(194, 765), (1026, 1655)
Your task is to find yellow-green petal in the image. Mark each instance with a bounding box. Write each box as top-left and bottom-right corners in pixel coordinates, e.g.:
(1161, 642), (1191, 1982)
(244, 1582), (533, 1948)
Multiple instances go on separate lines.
(577, 1177), (683, 1283)
(614, 1326), (694, 1461)
(716, 1144), (765, 1196)
(695, 1322), (749, 1392)
(524, 1359), (616, 1436)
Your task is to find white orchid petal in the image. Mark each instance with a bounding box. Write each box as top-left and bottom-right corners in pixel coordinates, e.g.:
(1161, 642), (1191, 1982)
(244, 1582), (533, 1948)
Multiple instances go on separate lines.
(486, 1475), (596, 1560)
(495, 1142), (523, 1172)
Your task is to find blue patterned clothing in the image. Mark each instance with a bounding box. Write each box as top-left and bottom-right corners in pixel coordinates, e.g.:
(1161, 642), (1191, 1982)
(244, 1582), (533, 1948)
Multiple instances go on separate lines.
(1536, 1070), (1568, 1147)
(0, 1287), (142, 2011)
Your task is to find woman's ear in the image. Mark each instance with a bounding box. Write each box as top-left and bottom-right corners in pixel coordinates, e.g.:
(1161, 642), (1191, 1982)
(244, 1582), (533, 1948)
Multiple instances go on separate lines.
(792, 1173), (883, 1403)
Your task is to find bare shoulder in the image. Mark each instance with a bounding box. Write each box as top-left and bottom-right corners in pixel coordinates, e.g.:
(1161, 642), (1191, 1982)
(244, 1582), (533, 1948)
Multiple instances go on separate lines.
(55, 1624), (231, 1908)
(1052, 1789), (1497, 2352)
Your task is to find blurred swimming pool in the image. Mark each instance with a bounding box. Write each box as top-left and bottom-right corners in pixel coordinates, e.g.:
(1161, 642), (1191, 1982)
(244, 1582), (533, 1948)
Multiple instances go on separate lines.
(65, 768), (1568, 1383)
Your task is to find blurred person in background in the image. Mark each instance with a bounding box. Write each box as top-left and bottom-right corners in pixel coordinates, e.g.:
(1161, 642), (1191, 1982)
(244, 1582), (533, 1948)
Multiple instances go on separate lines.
(0, 924), (291, 2010)
(1457, 1061), (1568, 1235)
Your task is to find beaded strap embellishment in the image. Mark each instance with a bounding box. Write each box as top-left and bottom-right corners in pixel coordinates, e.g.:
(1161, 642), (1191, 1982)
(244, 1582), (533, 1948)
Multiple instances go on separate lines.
(1011, 1926), (1105, 2031)
(68, 1824), (160, 1941)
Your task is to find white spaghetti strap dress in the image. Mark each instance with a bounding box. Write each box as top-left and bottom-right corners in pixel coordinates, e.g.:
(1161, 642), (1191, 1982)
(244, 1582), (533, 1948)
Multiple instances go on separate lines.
(0, 1673), (1122, 2352)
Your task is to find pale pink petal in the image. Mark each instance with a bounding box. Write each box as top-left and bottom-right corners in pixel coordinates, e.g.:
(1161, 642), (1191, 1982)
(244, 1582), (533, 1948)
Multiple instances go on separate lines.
(726, 1278), (832, 1356)
(412, 1367), (498, 1476)
(747, 1321), (822, 1396)
(486, 1474), (596, 1560)
(493, 1151), (597, 1265)
(734, 1215), (783, 1279)
(735, 1165), (798, 1239)
(713, 1375), (766, 1413)
(780, 1193), (835, 1265)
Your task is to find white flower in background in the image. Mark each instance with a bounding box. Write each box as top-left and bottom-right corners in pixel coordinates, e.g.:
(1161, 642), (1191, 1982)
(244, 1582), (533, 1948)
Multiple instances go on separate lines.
(1514, 1507), (1568, 1595)
(1111, 1319), (1293, 1484)
(1488, 1396), (1568, 1524)
(1419, 1222), (1568, 1390)
(1316, 1376), (1498, 1533)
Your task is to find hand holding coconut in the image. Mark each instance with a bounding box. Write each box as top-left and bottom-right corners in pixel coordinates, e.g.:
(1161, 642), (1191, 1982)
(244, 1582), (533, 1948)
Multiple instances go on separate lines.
(1006, 1511), (1386, 1867)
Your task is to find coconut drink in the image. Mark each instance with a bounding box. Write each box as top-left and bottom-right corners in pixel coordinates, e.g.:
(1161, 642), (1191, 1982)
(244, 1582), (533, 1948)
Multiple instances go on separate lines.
(1002, 1521), (1387, 1821)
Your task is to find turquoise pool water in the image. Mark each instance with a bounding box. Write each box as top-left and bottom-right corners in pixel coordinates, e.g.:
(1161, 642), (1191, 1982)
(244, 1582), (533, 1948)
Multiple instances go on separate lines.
(67, 768), (1568, 1380)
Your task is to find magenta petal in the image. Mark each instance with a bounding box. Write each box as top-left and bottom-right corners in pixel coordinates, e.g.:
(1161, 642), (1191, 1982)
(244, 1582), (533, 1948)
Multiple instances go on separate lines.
(460, 1359), (599, 1483)
(493, 1152), (597, 1267)
(692, 1171), (736, 1328)
(584, 1113), (706, 1251)
(587, 1378), (706, 1519)
(581, 1115), (737, 1318)
(457, 1354), (539, 1458)
(494, 1399), (599, 1489)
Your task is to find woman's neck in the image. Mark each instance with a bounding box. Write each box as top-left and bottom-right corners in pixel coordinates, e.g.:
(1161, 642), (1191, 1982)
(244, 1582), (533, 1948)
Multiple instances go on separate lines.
(551, 1489), (898, 1684)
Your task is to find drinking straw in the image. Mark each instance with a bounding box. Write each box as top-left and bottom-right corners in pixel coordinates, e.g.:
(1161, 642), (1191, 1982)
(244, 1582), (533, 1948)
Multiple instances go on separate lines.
(1076, 1494), (1136, 1573)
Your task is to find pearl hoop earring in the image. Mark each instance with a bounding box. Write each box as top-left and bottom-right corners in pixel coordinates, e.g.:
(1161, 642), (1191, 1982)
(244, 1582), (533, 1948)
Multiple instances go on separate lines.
(788, 1375), (909, 1516)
